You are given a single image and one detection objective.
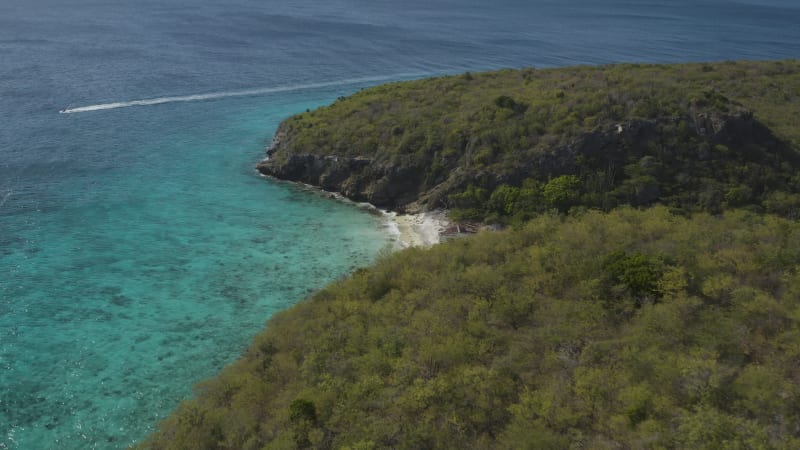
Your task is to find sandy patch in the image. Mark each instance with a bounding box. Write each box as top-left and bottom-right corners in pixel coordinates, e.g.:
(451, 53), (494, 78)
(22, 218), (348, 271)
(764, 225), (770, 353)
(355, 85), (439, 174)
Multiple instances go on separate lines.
(385, 210), (449, 249)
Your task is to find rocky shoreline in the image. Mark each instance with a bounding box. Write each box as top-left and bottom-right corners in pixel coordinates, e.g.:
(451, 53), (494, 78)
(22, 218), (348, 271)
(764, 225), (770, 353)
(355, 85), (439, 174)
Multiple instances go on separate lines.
(257, 169), (453, 248)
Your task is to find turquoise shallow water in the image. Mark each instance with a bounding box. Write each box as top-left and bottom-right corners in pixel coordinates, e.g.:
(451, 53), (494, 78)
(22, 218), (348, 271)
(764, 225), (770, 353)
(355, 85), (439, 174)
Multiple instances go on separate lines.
(1, 91), (397, 448)
(2, 0), (800, 448)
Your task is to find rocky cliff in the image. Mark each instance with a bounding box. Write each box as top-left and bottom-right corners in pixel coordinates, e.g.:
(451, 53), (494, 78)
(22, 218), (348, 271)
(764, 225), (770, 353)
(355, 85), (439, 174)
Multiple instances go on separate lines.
(257, 61), (800, 219)
(258, 130), (429, 211)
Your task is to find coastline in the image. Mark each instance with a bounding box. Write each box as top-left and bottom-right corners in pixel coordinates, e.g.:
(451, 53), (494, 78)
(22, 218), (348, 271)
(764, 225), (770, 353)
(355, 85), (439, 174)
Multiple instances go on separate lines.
(257, 171), (449, 249)
(384, 209), (449, 249)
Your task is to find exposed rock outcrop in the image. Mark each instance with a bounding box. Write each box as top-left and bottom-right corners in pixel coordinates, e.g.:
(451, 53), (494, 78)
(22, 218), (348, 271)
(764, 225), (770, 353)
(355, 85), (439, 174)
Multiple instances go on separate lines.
(258, 110), (792, 213)
(258, 153), (428, 211)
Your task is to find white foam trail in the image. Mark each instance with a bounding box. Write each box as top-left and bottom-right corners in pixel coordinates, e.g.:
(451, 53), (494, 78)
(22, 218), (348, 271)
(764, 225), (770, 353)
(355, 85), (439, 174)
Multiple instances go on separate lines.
(59, 73), (431, 114)
(0, 190), (12, 209)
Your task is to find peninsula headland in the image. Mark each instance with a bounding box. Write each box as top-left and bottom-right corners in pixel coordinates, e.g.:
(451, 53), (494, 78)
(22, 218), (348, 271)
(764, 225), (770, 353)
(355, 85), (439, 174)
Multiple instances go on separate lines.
(142, 60), (800, 449)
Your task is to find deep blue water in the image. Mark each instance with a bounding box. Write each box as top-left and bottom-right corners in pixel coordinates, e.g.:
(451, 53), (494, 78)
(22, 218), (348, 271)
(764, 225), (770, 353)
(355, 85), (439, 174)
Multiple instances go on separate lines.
(1, 0), (799, 448)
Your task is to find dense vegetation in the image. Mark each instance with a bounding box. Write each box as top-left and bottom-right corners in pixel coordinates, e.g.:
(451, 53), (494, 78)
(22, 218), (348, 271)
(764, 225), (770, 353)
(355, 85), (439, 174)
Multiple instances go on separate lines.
(144, 62), (800, 448)
(142, 207), (800, 449)
(260, 60), (800, 222)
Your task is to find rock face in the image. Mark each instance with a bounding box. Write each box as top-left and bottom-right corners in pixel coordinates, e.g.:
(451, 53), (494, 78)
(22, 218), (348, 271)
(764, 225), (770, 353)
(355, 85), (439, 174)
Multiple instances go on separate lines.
(257, 152), (428, 211)
(258, 109), (792, 213)
(257, 124), (434, 212)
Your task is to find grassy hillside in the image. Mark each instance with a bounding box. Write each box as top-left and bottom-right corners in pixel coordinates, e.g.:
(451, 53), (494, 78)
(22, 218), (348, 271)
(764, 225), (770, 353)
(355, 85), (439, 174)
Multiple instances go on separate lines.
(141, 207), (800, 449)
(259, 60), (800, 222)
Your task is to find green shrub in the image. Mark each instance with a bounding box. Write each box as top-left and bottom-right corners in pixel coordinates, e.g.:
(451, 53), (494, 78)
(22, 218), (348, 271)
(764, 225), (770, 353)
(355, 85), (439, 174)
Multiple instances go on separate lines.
(543, 175), (583, 212)
(603, 250), (665, 305)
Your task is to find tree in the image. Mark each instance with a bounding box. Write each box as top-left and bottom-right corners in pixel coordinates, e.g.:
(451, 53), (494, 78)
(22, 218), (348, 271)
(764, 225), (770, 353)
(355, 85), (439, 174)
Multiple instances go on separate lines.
(543, 175), (582, 212)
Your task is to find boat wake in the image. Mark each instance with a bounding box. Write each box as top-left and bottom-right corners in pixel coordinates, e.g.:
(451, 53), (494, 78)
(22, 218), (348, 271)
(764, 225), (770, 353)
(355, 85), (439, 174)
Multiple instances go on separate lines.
(58, 73), (429, 114)
(0, 190), (12, 209)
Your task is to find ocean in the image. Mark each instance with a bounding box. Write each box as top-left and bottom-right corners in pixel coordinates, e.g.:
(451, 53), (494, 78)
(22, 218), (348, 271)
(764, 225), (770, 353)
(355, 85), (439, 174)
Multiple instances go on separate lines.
(1, 0), (799, 448)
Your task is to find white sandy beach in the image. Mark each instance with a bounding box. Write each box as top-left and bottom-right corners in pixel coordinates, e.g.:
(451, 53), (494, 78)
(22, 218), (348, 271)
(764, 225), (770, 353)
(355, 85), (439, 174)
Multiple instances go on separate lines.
(269, 179), (451, 249)
(385, 210), (449, 249)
